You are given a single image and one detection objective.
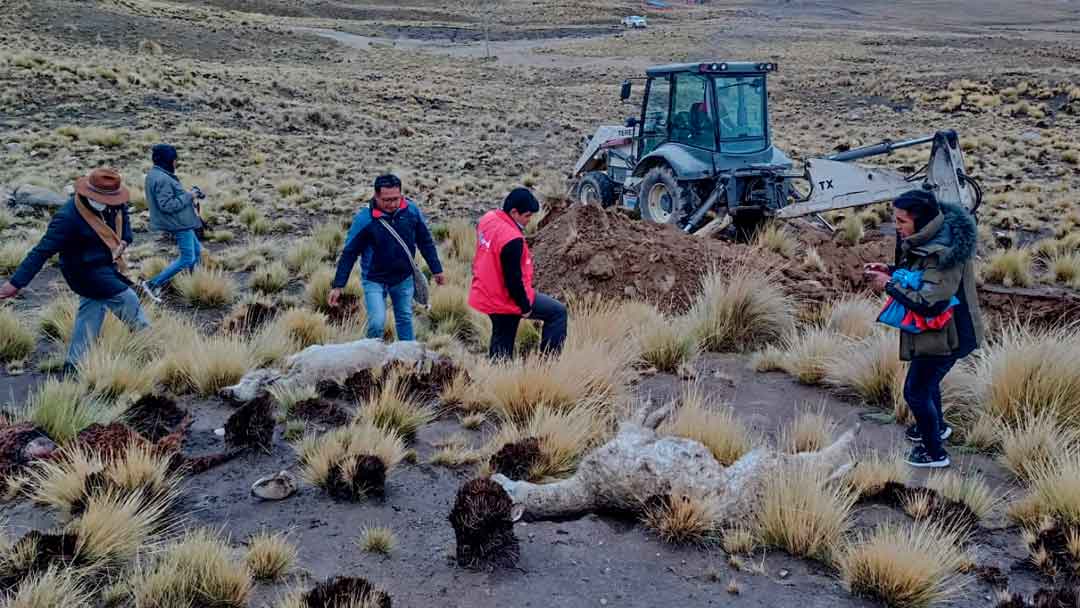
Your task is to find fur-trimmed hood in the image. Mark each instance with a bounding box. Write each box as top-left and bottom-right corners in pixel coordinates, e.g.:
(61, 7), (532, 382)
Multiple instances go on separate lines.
(905, 202), (977, 270)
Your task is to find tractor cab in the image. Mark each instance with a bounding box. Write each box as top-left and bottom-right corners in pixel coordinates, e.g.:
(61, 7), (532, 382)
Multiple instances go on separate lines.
(573, 61), (793, 228)
(630, 62), (779, 168)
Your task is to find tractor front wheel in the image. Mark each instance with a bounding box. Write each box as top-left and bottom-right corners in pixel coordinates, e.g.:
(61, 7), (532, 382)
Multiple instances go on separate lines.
(575, 171), (617, 208)
(638, 166), (698, 226)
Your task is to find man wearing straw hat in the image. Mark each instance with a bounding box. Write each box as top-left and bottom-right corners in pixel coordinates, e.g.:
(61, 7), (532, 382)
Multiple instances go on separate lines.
(0, 168), (150, 376)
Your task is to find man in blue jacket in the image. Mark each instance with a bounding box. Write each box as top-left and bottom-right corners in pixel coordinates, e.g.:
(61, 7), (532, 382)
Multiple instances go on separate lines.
(0, 168), (149, 375)
(328, 174), (445, 341)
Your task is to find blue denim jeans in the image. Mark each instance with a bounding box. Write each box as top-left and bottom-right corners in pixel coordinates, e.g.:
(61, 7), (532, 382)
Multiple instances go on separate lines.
(148, 229), (201, 289)
(68, 288), (150, 367)
(362, 277), (414, 341)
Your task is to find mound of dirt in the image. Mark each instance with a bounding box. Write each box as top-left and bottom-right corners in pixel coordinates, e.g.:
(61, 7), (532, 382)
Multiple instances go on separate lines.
(529, 202), (878, 313)
(530, 202), (719, 313)
(530, 202), (1080, 325)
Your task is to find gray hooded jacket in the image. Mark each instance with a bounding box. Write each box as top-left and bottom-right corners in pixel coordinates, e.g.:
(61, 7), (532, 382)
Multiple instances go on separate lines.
(146, 166), (200, 233)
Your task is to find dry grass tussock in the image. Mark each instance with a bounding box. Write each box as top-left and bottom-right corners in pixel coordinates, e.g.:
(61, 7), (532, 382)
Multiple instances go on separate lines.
(173, 267), (237, 307)
(442, 218), (477, 263)
(1009, 453), (1080, 527)
(758, 463), (857, 562)
(754, 222), (797, 258)
(154, 333), (254, 396)
(687, 268), (795, 353)
(276, 307), (332, 349)
(245, 530), (296, 580)
(565, 296), (658, 354)
(464, 340), (633, 423)
(839, 521), (969, 608)
(825, 296), (881, 339)
(925, 470), (1000, 522)
(0, 305), (35, 363)
(777, 328), (852, 385)
(126, 528), (252, 608)
(269, 383), (319, 413)
(659, 385), (752, 466)
(358, 526), (397, 555)
(845, 449), (910, 497)
(356, 374), (436, 439)
(77, 339), (156, 401)
(781, 405), (839, 454)
(305, 267), (362, 313)
(825, 330), (901, 406)
(488, 404), (609, 480)
(1, 566), (93, 608)
(427, 284), (485, 344)
(19, 379), (123, 443)
(429, 434), (484, 467)
(295, 420), (407, 489)
(250, 260), (290, 294)
(69, 487), (175, 569)
(971, 323), (1080, 428)
(642, 491), (720, 546)
(636, 317), (699, 374)
(998, 412), (1078, 482)
(29, 442), (177, 517)
(982, 247), (1033, 287)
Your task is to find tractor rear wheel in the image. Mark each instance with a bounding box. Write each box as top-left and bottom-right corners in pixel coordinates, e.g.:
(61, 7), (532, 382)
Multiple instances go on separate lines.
(575, 171), (617, 208)
(638, 166), (698, 226)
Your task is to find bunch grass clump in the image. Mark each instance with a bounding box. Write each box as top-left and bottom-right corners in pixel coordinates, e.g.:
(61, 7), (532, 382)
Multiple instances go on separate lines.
(487, 404), (608, 481)
(687, 268), (795, 353)
(1, 566), (93, 608)
(0, 306), (35, 363)
(465, 341), (632, 423)
(1009, 454), (1080, 527)
(358, 526), (396, 555)
(970, 323), (1080, 428)
(642, 492), (720, 546)
(758, 464), (857, 561)
(659, 385), (752, 466)
(998, 412), (1077, 482)
(845, 450), (910, 498)
(357, 375), (436, 440)
(173, 267), (237, 307)
(825, 331), (901, 407)
(983, 247), (1033, 287)
(250, 261), (290, 294)
(127, 528), (253, 608)
(295, 421), (407, 495)
(21, 379), (122, 443)
(839, 521), (969, 608)
(245, 531), (296, 580)
(637, 319), (699, 374)
(925, 471), (1000, 522)
(781, 405), (839, 454)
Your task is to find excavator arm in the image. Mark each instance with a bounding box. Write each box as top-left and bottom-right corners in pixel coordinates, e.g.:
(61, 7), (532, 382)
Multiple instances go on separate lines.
(775, 130), (981, 219)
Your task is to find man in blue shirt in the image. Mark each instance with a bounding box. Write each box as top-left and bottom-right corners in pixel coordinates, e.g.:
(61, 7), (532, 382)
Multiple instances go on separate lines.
(329, 174), (444, 341)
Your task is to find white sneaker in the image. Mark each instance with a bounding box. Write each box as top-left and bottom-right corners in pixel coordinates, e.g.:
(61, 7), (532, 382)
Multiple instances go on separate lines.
(139, 281), (163, 304)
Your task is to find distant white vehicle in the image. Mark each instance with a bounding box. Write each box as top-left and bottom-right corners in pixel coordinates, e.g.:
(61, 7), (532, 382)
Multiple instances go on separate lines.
(622, 15), (647, 28)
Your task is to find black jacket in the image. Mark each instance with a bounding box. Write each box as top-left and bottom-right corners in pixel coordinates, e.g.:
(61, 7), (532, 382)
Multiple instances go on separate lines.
(10, 196), (134, 300)
(333, 199), (442, 288)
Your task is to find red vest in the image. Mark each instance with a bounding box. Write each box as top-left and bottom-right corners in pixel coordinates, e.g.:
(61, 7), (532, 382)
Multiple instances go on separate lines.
(468, 210), (535, 315)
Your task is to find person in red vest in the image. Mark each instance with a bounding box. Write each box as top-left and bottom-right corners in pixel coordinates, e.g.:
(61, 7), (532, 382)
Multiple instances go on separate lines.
(469, 188), (567, 360)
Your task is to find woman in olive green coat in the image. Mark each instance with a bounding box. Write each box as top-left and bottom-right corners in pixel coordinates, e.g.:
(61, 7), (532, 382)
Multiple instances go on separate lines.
(864, 189), (984, 468)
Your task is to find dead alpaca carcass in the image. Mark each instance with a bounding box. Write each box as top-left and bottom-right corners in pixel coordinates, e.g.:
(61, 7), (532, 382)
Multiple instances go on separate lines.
(492, 404), (858, 523)
(221, 339), (453, 402)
